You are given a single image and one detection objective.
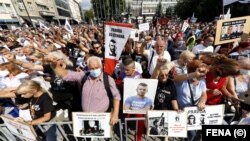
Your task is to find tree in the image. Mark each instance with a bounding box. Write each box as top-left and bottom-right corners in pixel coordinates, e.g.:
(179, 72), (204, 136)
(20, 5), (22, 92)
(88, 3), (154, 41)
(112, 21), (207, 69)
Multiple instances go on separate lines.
(84, 9), (94, 23)
(155, 1), (163, 18)
(174, 0), (250, 22)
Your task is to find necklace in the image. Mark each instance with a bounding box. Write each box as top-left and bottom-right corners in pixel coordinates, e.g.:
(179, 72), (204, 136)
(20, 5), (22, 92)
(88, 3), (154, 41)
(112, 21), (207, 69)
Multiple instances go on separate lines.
(30, 96), (40, 119)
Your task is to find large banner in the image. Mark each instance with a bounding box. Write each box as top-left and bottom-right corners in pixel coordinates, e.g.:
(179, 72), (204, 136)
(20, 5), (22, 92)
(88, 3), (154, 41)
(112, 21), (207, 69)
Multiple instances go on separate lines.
(147, 110), (187, 138)
(72, 112), (111, 138)
(1, 115), (37, 141)
(123, 78), (158, 114)
(184, 105), (225, 131)
(214, 16), (250, 45)
(104, 22), (133, 75)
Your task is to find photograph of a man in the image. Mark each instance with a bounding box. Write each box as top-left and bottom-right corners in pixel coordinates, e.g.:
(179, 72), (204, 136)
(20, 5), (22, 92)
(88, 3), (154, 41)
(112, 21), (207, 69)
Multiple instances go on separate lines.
(109, 39), (117, 56)
(187, 115), (196, 125)
(237, 24), (244, 37)
(124, 82), (153, 111)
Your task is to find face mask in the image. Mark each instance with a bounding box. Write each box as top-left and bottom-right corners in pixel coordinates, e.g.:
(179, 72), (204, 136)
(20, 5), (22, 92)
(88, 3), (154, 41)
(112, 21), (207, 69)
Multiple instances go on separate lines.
(89, 68), (102, 78)
(0, 70), (10, 77)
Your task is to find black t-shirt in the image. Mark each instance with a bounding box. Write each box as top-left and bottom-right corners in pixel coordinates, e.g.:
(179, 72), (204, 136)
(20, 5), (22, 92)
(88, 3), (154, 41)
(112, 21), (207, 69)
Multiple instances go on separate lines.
(131, 53), (148, 71)
(30, 93), (55, 120)
(154, 79), (177, 110)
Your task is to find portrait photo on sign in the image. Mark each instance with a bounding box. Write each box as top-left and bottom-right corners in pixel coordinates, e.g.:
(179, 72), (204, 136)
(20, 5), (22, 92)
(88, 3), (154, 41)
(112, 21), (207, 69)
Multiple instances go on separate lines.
(72, 112), (111, 138)
(215, 16), (250, 45)
(123, 78), (158, 114)
(147, 111), (168, 137)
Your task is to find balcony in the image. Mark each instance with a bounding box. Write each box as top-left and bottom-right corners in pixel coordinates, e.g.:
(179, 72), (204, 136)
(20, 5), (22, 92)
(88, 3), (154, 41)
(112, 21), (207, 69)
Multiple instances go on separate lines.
(39, 11), (55, 17)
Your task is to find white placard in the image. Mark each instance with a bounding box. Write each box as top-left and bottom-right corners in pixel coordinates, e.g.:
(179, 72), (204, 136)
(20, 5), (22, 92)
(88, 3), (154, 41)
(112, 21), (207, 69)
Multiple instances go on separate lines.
(184, 104), (225, 130)
(130, 29), (139, 41)
(72, 112), (111, 138)
(123, 78), (158, 114)
(1, 115), (37, 141)
(147, 110), (187, 138)
(139, 23), (150, 32)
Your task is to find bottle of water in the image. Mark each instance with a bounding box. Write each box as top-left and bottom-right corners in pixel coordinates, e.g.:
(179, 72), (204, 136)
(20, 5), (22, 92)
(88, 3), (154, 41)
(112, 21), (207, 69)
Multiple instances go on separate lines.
(0, 76), (7, 89)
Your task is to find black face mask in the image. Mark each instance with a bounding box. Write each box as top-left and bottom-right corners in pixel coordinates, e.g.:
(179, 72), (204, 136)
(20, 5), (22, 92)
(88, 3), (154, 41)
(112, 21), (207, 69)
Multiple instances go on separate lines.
(215, 70), (222, 77)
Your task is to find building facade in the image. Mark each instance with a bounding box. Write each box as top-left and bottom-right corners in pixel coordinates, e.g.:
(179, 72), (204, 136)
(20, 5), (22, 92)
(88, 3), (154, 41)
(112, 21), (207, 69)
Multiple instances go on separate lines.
(0, 0), (21, 29)
(126, 0), (177, 21)
(68, 0), (82, 23)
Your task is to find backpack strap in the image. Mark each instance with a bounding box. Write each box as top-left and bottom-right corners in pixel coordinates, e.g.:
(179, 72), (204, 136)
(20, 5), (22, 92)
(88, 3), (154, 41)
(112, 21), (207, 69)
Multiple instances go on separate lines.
(103, 73), (113, 112)
(80, 72), (90, 92)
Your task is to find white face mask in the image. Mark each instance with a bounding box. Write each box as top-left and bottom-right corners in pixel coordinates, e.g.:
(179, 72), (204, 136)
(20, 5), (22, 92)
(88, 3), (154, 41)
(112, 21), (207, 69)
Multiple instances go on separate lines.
(0, 70), (10, 77)
(240, 69), (249, 75)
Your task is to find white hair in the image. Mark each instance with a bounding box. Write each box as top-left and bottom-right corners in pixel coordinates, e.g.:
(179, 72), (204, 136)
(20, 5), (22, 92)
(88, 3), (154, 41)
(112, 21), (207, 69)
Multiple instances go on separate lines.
(87, 56), (102, 67)
(48, 51), (73, 67)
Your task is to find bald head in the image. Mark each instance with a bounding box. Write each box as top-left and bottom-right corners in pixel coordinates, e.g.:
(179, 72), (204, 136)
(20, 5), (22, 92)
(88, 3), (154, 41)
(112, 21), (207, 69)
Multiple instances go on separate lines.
(154, 39), (166, 55)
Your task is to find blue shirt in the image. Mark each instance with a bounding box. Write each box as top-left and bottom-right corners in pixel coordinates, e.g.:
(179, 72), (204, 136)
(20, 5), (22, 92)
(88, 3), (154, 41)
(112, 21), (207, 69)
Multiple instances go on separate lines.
(125, 96), (152, 110)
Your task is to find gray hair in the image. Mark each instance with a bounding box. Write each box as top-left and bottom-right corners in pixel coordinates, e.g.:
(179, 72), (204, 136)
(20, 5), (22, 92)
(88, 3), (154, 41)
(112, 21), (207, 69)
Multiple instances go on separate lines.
(87, 56), (102, 67)
(48, 51), (73, 67)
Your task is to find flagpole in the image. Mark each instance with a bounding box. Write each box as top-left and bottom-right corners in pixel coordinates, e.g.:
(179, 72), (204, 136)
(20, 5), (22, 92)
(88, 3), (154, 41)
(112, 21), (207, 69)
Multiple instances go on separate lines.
(222, 0), (225, 19)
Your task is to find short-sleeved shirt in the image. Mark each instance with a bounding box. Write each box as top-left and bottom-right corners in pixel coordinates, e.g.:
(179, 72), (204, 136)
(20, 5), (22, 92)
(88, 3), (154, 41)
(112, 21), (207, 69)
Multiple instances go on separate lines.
(30, 93), (55, 120)
(154, 79), (177, 110)
(125, 96), (152, 110)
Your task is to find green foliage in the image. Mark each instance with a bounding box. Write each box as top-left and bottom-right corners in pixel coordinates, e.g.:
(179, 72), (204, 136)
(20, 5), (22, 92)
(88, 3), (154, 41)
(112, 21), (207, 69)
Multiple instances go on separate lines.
(155, 2), (163, 18)
(84, 9), (94, 23)
(174, 0), (250, 22)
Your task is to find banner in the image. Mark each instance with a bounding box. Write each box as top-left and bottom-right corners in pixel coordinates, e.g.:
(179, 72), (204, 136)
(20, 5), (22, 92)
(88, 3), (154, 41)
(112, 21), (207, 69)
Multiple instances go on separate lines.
(181, 21), (190, 32)
(147, 110), (187, 138)
(223, 0), (238, 6)
(214, 16), (250, 45)
(159, 17), (169, 26)
(72, 112), (111, 138)
(191, 13), (197, 23)
(123, 78), (158, 114)
(139, 23), (150, 32)
(64, 18), (73, 35)
(184, 105), (225, 131)
(104, 22), (133, 75)
(1, 115), (37, 141)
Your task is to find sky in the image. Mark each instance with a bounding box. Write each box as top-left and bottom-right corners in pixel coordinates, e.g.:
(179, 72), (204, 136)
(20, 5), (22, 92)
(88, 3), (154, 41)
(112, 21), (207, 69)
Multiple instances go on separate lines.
(80, 0), (92, 10)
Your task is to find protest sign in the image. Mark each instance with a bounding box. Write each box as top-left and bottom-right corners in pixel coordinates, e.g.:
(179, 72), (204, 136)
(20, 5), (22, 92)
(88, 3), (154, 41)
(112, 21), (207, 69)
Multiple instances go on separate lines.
(184, 104), (225, 130)
(181, 21), (190, 32)
(139, 23), (150, 32)
(104, 22), (133, 75)
(1, 115), (37, 141)
(147, 110), (187, 138)
(72, 112), (111, 138)
(215, 16), (250, 45)
(123, 78), (158, 114)
(130, 29), (140, 42)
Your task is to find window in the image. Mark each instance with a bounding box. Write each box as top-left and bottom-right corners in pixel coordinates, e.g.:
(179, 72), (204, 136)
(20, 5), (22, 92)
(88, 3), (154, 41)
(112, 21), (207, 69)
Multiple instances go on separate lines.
(5, 4), (12, 13)
(0, 3), (4, 13)
(27, 2), (34, 11)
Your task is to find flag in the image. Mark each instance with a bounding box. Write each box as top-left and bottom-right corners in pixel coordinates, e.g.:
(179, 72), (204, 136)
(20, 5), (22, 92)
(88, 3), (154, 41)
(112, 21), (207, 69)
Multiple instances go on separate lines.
(64, 19), (73, 35)
(190, 13), (197, 23)
(181, 21), (189, 32)
(223, 0), (238, 6)
(104, 22), (133, 75)
(39, 21), (49, 30)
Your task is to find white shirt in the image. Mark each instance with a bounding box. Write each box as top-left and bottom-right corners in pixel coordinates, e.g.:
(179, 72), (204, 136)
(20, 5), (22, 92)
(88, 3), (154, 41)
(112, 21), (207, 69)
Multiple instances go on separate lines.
(192, 44), (214, 54)
(147, 49), (171, 75)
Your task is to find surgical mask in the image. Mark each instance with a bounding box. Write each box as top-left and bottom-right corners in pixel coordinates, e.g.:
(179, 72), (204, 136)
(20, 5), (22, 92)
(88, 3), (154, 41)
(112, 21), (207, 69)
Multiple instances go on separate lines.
(89, 68), (102, 78)
(0, 70), (10, 77)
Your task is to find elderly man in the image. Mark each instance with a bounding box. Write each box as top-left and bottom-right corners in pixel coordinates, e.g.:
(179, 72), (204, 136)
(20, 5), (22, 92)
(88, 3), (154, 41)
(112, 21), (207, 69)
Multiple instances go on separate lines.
(143, 39), (171, 78)
(52, 56), (120, 125)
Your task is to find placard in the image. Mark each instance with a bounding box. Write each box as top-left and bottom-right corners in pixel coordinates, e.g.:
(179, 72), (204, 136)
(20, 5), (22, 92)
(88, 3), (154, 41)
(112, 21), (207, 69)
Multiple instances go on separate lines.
(147, 110), (187, 137)
(215, 16), (250, 45)
(139, 23), (150, 32)
(1, 115), (37, 141)
(72, 112), (111, 138)
(184, 104), (225, 130)
(130, 29), (139, 42)
(123, 78), (158, 114)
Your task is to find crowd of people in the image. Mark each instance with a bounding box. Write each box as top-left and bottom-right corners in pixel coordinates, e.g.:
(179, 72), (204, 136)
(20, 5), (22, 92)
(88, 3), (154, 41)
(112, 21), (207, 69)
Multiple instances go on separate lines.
(0, 18), (250, 141)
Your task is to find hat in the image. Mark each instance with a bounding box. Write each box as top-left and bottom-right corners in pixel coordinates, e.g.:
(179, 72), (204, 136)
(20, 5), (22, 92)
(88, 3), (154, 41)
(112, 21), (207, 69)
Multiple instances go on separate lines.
(238, 92), (250, 111)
